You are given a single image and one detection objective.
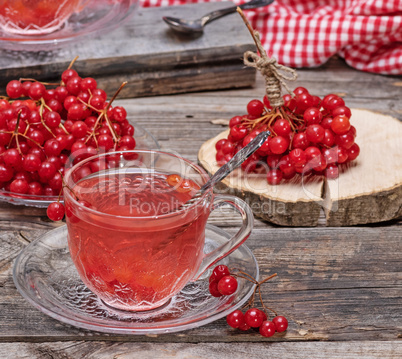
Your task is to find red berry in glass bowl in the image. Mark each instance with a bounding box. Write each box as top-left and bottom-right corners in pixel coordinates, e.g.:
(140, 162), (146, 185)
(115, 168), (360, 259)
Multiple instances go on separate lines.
(217, 275), (238, 295)
(209, 265), (230, 284)
(208, 281), (223, 298)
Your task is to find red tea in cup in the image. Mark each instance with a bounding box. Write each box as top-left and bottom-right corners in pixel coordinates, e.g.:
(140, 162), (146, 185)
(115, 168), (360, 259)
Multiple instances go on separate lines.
(64, 151), (253, 312)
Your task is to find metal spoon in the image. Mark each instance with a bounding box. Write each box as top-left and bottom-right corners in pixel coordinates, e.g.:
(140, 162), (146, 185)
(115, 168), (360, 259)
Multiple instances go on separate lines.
(163, 0), (274, 34)
(181, 130), (270, 209)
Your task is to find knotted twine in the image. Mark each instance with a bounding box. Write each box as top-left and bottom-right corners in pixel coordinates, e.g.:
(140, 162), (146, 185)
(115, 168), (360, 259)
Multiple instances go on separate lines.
(243, 29), (298, 108)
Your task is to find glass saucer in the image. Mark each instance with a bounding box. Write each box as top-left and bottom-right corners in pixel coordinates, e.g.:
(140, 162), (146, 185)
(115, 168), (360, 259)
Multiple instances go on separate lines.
(13, 224), (258, 335)
(0, 122), (159, 208)
(0, 0), (138, 51)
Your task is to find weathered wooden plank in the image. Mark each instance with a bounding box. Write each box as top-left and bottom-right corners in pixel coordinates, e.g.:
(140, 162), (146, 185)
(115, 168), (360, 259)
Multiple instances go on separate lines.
(1, 224), (401, 342)
(0, 341), (401, 359)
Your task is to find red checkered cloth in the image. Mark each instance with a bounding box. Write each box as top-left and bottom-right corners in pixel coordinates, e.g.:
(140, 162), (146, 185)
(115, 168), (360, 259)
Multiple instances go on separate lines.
(141, 0), (402, 74)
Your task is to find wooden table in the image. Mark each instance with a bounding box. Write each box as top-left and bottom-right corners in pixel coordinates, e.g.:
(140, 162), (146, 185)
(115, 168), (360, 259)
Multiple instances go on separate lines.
(0, 57), (401, 358)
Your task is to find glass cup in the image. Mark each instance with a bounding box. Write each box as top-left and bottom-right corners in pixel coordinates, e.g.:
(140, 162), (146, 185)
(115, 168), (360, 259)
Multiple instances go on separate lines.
(0, 0), (85, 35)
(63, 150), (253, 312)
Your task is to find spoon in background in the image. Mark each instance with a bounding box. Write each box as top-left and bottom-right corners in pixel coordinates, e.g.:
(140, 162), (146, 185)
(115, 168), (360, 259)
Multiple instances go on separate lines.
(163, 0), (275, 35)
(180, 130), (270, 209)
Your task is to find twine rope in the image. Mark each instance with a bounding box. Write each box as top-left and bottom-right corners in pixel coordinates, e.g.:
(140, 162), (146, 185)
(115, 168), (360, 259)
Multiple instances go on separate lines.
(243, 30), (297, 108)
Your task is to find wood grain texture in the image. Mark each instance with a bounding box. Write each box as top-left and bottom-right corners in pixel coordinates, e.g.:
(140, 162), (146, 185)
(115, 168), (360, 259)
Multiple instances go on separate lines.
(1, 224), (401, 342)
(0, 57), (401, 357)
(0, 2), (256, 97)
(0, 341), (401, 359)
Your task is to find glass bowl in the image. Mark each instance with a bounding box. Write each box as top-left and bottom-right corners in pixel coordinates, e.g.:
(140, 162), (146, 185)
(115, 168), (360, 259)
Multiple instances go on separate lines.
(0, 0), (138, 51)
(0, 122), (160, 208)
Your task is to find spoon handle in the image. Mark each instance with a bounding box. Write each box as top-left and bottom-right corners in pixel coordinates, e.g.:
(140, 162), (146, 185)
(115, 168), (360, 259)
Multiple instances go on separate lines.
(199, 130), (270, 192)
(202, 0), (275, 26)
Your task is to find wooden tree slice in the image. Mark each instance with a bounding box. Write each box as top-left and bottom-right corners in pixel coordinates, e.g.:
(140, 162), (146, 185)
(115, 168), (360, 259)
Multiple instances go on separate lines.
(198, 109), (402, 226)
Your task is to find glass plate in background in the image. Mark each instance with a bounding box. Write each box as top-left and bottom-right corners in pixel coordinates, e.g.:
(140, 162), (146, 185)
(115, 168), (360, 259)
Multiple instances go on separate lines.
(0, 0), (138, 51)
(0, 122), (160, 208)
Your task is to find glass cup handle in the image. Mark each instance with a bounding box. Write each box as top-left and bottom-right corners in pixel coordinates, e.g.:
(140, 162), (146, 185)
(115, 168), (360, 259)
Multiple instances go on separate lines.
(193, 194), (254, 280)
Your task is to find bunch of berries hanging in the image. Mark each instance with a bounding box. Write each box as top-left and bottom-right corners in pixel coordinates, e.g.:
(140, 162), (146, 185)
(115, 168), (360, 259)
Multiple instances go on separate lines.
(215, 10), (360, 185)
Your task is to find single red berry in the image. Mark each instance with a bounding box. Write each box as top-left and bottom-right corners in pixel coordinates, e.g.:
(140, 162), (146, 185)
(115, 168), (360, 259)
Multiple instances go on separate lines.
(269, 136), (289, 155)
(221, 141), (235, 156)
(322, 129), (336, 147)
(259, 320), (276, 337)
(217, 275), (238, 295)
(289, 148), (306, 166)
(0, 164), (14, 182)
(244, 308), (266, 328)
(112, 106), (127, 122)
(10, 178), (29, 194)
(295, 93), (315, 113)
(230, 124), (248, 141)
(292, 132), (310, 150)
(272, 316), (288, 333)
(272, 119), (291, 136)
(43, 111), (61, 128)
(22, 154), (41, 172)
(321, 116), (333, 130)
(238, 321), (251, 331)
(61, 69), (78, 84)
(229, 115), (242, 128)
(332, 106), (351, 119)
(3, 148), (22, 168)
(335, 133), (355, 149)
(80, 77), (97, 92)
(28, 82), (46, 100)
(267, 169), (283, 185)
(303, 107), (323, 125)
(209, 265), (230, 283)
(325, 164), (339, 179)
(215, 139), (228, 151)
(326, 96), (345, 111)
(66, 76), (82, 96)
(247, 99), (265, 117)
(6, 80), (23, 98)
(293, 86), (309, 96)
(47, 202), (65, 221)
(347, 143), (360, 161)
(71, 121), (88, 138)
(279, 155), (296, 179)
(306, 124), (325, 143)
(263, 95), (272, 109)
(331, 115), (351, 135)
(226, 310), (245, 329)
(208, 281), (223, 297)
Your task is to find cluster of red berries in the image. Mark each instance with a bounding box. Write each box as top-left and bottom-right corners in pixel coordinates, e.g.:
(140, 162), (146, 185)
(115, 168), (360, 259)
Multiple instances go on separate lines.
(209, 265), (288, 337)
(227, 309), (288, 337)
(0, 61), (135, 221)
(215, 87), (360, 185)
(208, 264), (239, 297)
